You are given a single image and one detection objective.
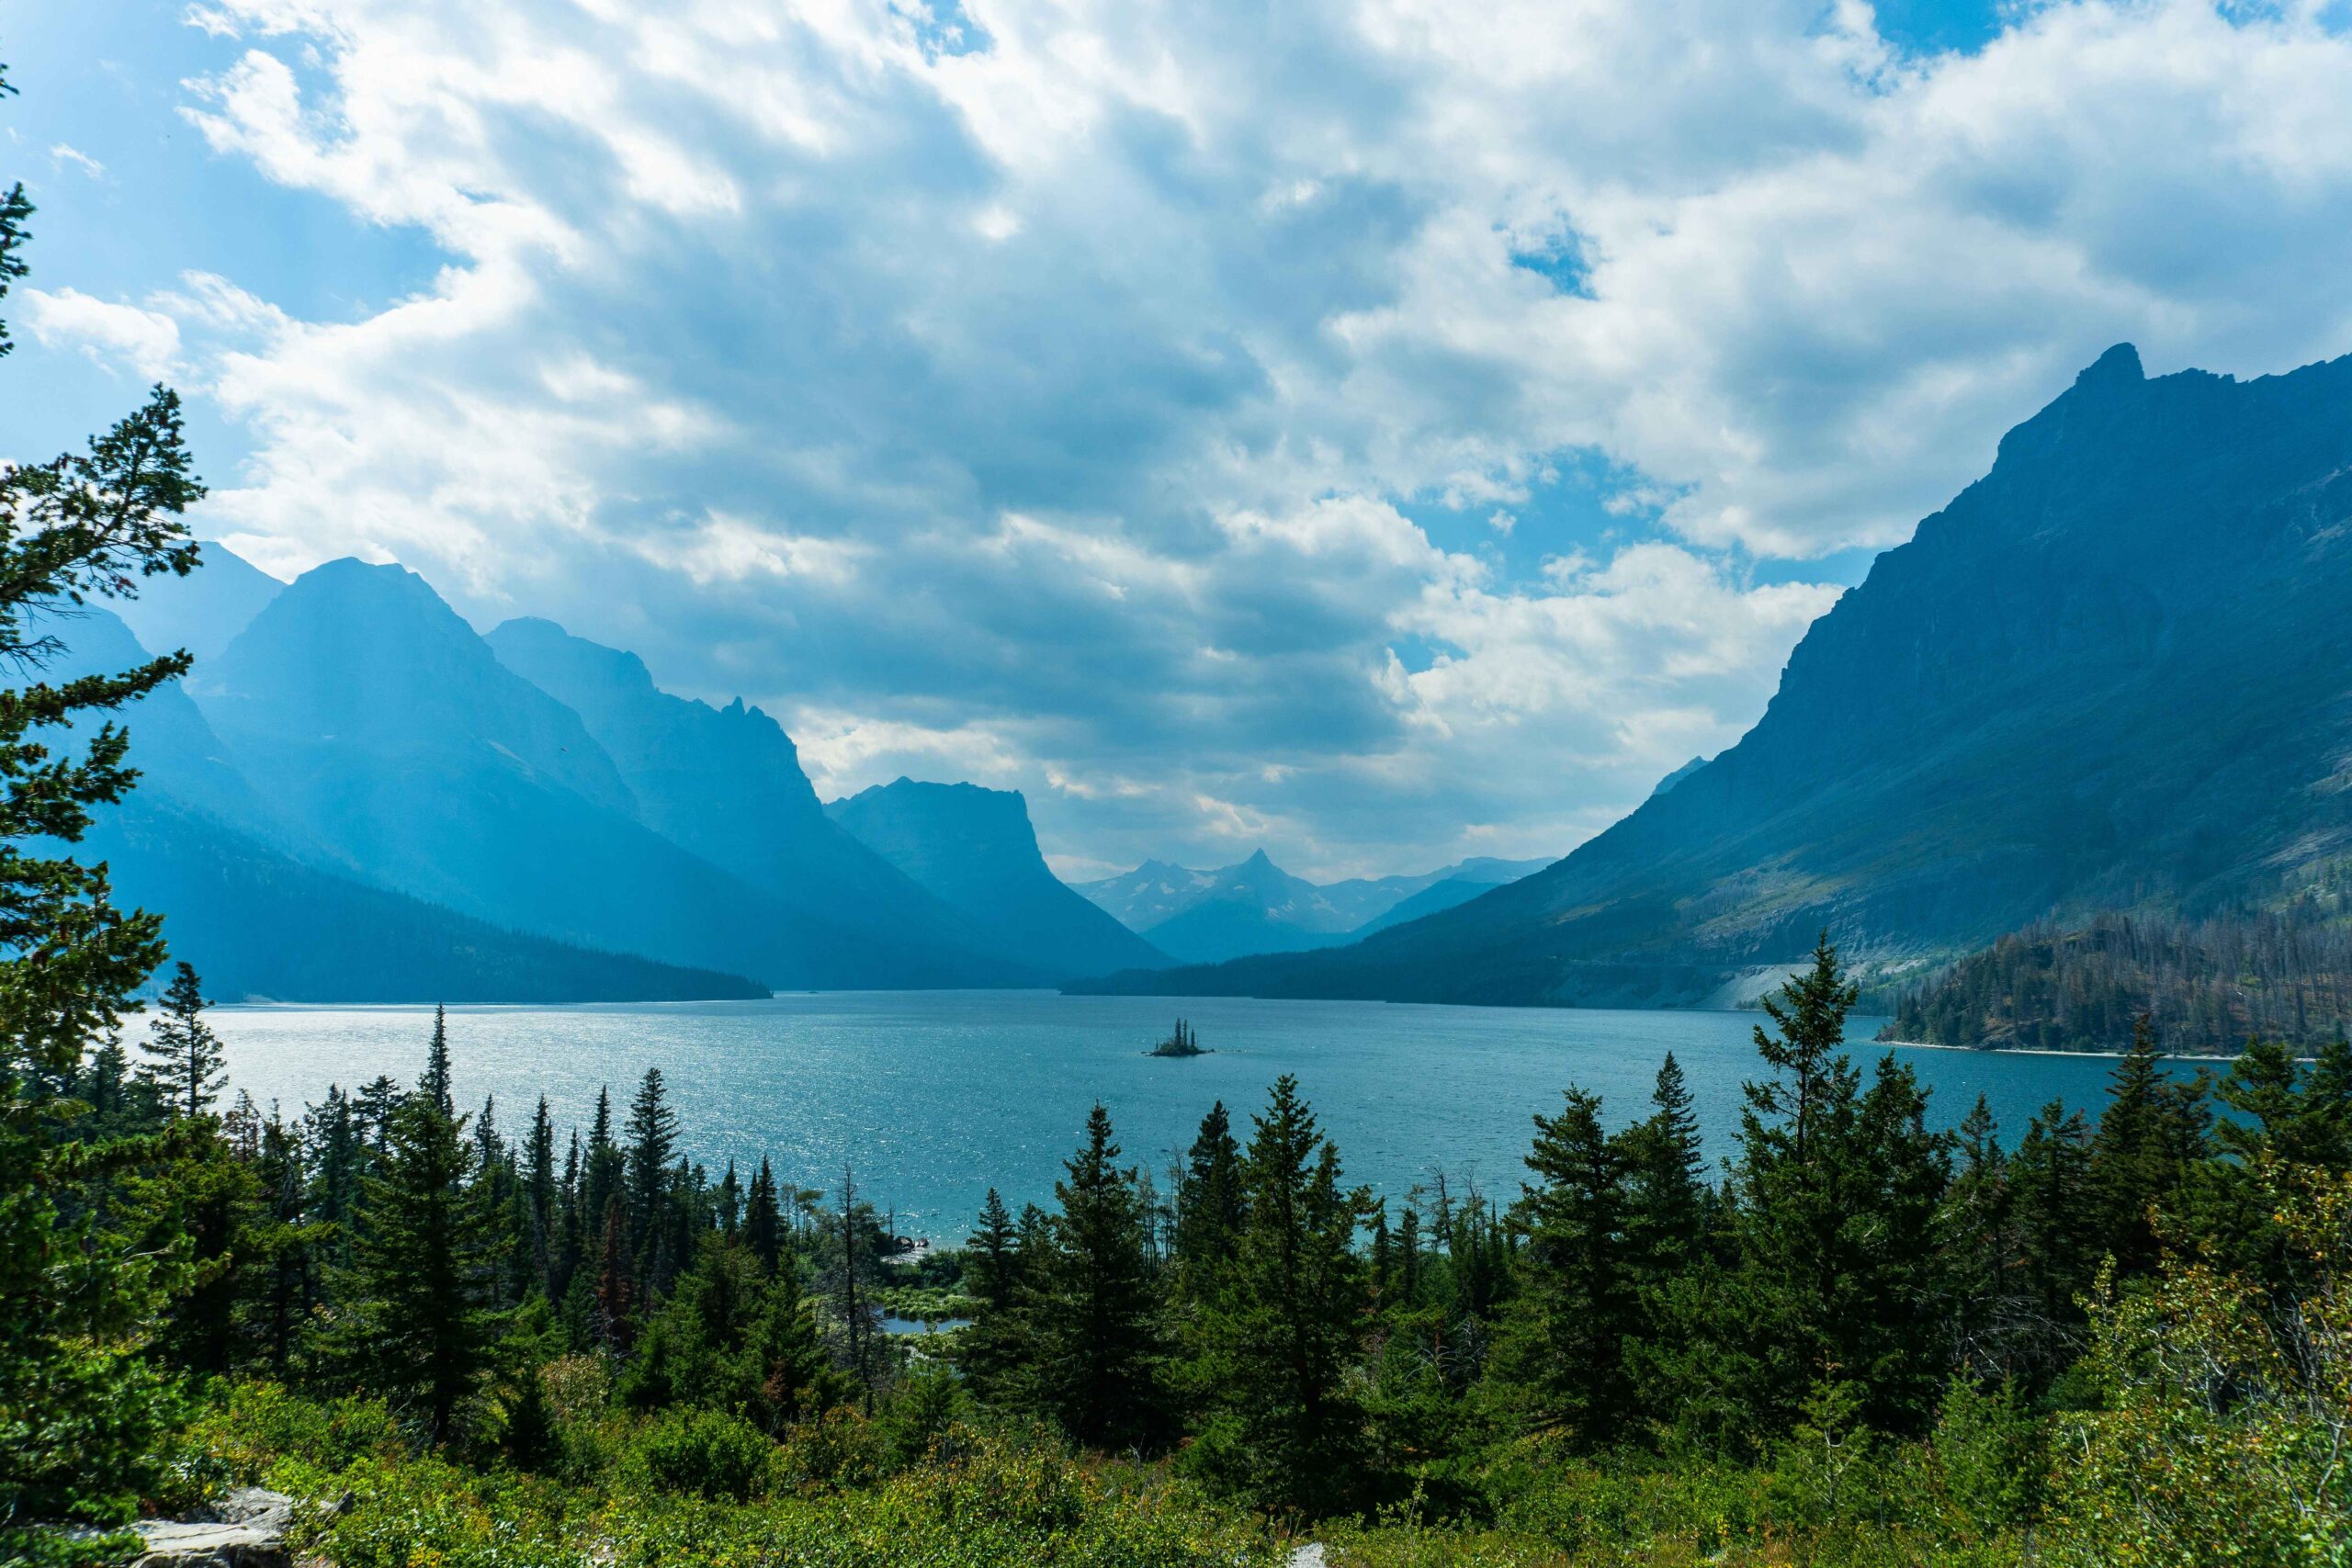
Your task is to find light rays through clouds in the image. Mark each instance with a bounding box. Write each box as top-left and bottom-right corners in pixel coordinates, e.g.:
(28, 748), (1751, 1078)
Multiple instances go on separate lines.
(17, 0), (2352, 877)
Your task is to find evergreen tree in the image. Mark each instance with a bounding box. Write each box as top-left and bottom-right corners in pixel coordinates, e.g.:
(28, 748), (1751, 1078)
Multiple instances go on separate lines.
(1490, 1087), (1632, 1444)
(421, 1004), (453, 1115)
(970, 1187), (1020, 1311)
(1174, 1100), (1246, 1296)
(1185, 1076), (1371, 1516)
(0, 81), (208, 1546)
(2007, 1100), (2098, 1376)
(1707, 937), (1951, 1438)
(1619, 1053), (1709, 1285)
(523, 1095), (557, 1296)
(623, 1068), (679, 1291)
(1025, 1104), (1164, 1449)
(717, 1159), (741, 1238)
(745, 1156), (783, 1271)
(329, 1089), (506, 1444)
(2090, 1014), (2206, 1279)
(137, 963), (223, 1120)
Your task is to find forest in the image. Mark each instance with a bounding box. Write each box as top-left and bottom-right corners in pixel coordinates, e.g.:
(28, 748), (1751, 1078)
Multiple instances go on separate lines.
(1883, 908), (2352, 1054)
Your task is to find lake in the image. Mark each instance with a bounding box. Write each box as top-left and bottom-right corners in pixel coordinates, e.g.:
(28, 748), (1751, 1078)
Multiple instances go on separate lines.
(207, 990), (2143, 1240)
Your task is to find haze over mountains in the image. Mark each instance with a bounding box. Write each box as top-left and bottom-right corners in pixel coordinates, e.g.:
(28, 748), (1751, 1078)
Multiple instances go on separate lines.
(1076, 344), (2352, 1007)
(1075, 852), (1550, 964)
(53, 542), (1563, 1002)
(53, 551), (1113, 998)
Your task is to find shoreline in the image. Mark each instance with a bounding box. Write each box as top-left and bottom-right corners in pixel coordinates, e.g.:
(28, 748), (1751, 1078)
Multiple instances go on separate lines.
(1878, 1036), (2268, 1064)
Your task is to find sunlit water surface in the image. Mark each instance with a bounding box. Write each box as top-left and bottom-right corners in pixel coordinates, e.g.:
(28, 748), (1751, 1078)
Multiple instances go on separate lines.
(208, 990), (2139, 1239)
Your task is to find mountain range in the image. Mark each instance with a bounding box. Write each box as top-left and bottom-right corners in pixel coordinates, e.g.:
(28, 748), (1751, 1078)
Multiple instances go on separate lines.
(1072, 344), (2352, 1006)
(1073, 850), (1551, 964)
(50, 550), (1170, 1000)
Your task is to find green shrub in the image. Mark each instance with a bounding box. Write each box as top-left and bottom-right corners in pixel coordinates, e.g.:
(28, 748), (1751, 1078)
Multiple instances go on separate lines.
(628, 1407), (776, 1502)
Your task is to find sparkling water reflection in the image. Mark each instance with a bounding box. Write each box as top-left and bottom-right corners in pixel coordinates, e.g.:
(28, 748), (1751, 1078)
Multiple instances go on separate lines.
(208, 989), (2142, 1240)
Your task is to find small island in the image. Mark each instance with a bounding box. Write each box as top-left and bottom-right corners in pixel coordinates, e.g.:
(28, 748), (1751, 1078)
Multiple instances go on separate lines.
(1146, 1018), (1208, 1057)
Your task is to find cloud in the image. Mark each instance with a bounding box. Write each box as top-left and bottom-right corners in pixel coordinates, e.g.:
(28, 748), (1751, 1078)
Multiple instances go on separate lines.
(26, 0), (2352, 874)
(48, 144), (107, 179)
(21, 288), (182, 380)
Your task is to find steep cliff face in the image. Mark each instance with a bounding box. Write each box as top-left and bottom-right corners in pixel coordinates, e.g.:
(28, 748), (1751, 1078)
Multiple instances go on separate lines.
(827, 779), (1170, 979)
(1080, 344), (2352, 1006)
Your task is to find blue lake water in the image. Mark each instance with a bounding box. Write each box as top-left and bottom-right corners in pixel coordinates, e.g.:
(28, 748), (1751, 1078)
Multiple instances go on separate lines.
(208, 990), (2143, 1241)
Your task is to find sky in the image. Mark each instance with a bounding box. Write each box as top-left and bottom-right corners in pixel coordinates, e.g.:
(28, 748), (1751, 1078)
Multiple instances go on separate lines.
(6, 0), (2352, 881)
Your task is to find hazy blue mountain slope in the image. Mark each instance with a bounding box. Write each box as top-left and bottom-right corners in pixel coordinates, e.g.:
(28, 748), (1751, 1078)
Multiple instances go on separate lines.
(37, 605), (762, 1002)
(1076, 344), (2352, 1006)
(110, 539), (285, 662)
(1076, 851), (1551, 962)
(827, 779), (1171, 978)
(85, 797), (768, 1003)
(1343, 859), (1555, 939)
(484, 618), (1001, 968)
(1131, 851), (1368, 964)
(1073, 860), (1218, 931)
(191, 560), (1024, 989)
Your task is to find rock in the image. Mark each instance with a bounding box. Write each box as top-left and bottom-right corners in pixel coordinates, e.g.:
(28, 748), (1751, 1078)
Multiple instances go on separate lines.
(127, 1487), (297, 1568)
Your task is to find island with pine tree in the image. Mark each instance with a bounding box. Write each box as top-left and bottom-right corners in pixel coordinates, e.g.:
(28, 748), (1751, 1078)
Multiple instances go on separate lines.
(1146, 1018), (1208, 1056)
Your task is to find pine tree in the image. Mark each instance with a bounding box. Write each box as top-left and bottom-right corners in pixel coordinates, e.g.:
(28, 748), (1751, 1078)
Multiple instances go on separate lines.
(969, 1187), (1020, 1311)
(0, 81), (208, 1544)
(329, 1089), (507, 1444)
(2090, 1014), (2205, 1280)
(718, 1159), (741, 1238)
(1491, 1086), (1632, 1444)
(1174, 1100), (1246, 1296)
(624, 1068), (679, 1291)
(1185, 1076), (1371, 1515)
(1025, 1104), (1164, 1448)
(1619, 1053), (1708, 1285)
(138, 962), (224, 1120)
(745, 1156), (783, 1271)
(421, 1004), (453, 1115)
(523, 1096), (557, 1296)
(2007, 1100), (2097, 1377)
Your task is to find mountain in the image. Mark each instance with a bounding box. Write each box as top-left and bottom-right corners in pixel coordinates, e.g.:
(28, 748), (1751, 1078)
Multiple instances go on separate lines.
(483, 618), (999, 967)
(111, 539), (285, 662)
(1073, 344), (2352, 1006)
(1074, 851), (1552, 963)
(189, 559), (1024, 990)
(1343, 858), (1555, 939)
(1649, 757), (1708, 799)
(42, 604), (763, 1002)
(1075, 860), (1221, 932)
(825, 779), (1171, 978)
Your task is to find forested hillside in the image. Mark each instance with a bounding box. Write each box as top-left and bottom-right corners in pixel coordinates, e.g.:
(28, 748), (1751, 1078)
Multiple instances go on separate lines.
(1882, 906), (2352, 1054)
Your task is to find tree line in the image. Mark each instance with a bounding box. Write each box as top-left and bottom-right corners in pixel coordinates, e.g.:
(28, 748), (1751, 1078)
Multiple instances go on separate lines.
(1884, 909), (2352, 1053)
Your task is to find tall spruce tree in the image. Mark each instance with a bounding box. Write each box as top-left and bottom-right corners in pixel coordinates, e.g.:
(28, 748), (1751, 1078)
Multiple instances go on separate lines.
(745, 1156), (783, 1271)
(0, 62), (209, 1551)
(329, 1088), (506, 1444)
(1185, 1076), (1371, 1516)
(624, 1067), (679, 1291)
(1174, 1100), (1246, 1294)
(421, 1004), (452, 1115)
(137, 962), (222, 1120)
(1026, 1104), (1164, 1449)
(1491, 1086), (1633, 1444)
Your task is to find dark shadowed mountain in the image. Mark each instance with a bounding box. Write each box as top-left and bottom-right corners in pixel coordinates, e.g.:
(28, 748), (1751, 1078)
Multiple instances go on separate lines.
(1074, 344), (2352, 1006)
(483, 617), (1000, 968)
(187, 559), (1026, 990)
(1074, 849), (1551, 964)
(44, 605), (764, 1002)
(111, 539), (286, 662)
(826, 778), (1171, 978)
